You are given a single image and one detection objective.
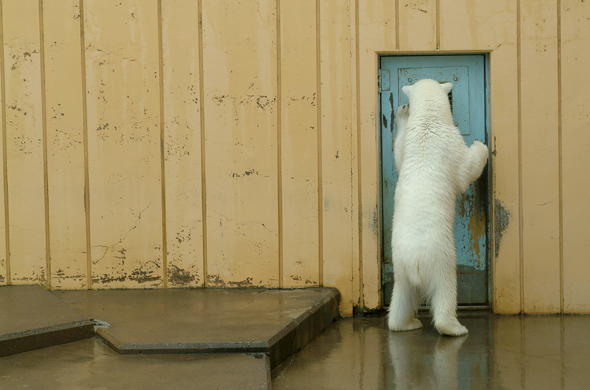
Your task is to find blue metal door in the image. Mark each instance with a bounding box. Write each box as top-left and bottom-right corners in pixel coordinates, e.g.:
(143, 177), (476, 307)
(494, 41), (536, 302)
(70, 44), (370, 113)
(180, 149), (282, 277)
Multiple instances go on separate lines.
(380, 55), (488, 306)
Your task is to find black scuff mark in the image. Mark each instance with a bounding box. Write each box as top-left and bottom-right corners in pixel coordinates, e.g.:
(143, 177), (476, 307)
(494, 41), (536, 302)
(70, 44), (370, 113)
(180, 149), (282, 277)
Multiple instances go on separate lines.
(494, 199), (512, 259)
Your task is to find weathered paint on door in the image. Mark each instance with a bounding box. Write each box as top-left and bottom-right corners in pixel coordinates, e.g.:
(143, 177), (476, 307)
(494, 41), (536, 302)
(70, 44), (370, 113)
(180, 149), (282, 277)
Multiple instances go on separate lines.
(380, 55), (488, 306)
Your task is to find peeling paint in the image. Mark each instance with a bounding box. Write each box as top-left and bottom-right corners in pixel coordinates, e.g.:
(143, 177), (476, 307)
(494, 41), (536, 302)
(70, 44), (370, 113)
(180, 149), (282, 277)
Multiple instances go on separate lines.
(456, 178), (487, 268)
(207, 274), (253, 288)
(94, 274), (126, 284)
(230, 168), (259, 178)
(168, 265), (198, 286)
(494, 199), (512, 259)
(370, 208), (379, 236)
(129, 268), (161, 284)
(405, 2), (430, 14)
(175, 229), (192, 244)
(93, 268), (161, 285)
(211, 94), (278, 112)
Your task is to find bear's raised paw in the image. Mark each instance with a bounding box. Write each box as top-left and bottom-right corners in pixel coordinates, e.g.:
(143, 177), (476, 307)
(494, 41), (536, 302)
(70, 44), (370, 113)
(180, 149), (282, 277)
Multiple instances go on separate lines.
(396, 104), (410, 120)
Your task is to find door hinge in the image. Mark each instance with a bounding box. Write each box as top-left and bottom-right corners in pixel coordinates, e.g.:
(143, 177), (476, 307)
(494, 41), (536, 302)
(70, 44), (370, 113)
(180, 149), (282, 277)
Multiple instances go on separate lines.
(378, 69), (390, 92)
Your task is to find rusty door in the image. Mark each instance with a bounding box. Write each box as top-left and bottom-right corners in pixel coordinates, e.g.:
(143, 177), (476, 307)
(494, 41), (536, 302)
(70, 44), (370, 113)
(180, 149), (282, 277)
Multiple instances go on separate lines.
(380, 55), (488, 306)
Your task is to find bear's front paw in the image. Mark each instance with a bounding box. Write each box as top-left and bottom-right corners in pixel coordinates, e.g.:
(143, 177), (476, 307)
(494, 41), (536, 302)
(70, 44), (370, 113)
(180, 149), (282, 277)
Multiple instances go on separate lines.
(471, 140), (489, 159)
(396, 104), (410, 121)
(472, 140), (487, 149)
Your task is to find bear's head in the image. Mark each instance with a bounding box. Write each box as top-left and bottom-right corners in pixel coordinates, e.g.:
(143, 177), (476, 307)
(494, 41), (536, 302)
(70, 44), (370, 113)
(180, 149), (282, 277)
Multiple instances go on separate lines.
(402, 79), (452, 101)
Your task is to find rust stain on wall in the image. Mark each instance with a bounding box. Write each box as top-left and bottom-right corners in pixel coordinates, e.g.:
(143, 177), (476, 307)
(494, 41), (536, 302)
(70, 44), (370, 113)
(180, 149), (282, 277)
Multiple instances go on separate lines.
(470, 178), (487, 265)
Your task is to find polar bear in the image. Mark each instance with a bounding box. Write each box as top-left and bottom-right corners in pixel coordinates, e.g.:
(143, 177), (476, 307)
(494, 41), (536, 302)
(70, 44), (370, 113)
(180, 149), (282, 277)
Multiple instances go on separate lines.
(388, 78), (489, 337)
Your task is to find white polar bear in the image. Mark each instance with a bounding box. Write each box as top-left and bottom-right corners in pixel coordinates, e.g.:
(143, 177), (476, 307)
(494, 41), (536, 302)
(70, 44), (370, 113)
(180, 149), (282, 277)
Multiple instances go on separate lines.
(388, 78), (489, 337)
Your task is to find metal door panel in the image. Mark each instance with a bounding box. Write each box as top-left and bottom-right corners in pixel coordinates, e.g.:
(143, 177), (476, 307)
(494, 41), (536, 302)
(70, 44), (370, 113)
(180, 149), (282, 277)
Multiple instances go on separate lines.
(380, 55), (488, 306)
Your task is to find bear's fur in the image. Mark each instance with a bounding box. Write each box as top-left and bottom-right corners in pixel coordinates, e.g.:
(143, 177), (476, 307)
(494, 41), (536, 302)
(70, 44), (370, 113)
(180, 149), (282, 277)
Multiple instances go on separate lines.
(388, 78), (489, 337)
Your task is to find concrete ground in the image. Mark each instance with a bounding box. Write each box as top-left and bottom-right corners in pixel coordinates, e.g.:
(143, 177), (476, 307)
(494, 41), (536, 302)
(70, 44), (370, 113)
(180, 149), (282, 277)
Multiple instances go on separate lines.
(2, 285), (590, 389)
(273, 311), (590, 390)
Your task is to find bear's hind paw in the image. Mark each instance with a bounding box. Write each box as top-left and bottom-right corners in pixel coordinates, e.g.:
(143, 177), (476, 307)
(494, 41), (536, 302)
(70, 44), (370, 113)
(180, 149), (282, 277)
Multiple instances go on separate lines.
(435, 321), (468, 337)
(388, 317), (423, 332)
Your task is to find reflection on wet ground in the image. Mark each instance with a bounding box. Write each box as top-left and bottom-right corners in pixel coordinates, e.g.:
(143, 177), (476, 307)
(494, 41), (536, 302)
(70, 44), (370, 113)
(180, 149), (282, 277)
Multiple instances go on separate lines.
(272, 311), (590, 390)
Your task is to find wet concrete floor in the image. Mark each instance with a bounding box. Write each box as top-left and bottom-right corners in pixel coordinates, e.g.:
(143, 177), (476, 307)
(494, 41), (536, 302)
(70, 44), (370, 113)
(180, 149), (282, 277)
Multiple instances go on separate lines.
(273, 311), (590, 390)
(3, 286), (590, 389)
(1, 337), (270, 389)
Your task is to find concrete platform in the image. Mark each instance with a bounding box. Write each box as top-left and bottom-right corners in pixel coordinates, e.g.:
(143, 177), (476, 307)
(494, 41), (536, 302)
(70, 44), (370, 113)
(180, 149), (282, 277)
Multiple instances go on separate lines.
(2, 285), (338, 388)
(0, 285), (94, 357)
(53, 287), (339, 369)
(0, 338), (271, 390)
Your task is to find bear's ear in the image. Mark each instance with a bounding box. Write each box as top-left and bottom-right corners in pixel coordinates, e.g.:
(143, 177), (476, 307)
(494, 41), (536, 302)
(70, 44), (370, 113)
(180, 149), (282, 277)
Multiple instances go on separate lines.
(402, 85), (412, 97)
(441, 82), (453, 94)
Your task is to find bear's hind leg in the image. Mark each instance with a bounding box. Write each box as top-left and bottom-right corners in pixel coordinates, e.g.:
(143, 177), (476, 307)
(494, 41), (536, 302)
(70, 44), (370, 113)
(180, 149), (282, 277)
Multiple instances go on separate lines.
(430, 269), (468, 336)
(388, 276), (422, 332)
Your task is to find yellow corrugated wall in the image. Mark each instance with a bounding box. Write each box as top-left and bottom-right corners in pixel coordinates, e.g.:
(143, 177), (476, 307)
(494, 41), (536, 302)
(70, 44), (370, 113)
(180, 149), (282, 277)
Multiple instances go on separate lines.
(0, 0), (588, 316)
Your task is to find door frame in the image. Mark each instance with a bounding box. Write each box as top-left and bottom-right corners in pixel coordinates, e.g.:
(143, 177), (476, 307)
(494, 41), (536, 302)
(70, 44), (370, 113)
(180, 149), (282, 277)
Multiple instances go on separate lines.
(378, 53), (492, 309)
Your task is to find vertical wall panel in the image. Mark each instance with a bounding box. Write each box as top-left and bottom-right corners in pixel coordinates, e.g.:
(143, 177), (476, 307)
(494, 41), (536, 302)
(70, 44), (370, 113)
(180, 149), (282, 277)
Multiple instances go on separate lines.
(358, 0), (397, 309)
(441, 0), (520, 314)
(43, 0), (88, 289)
(161, 0), (203, 288)
(84, 0), (164, 288)
(320, 0), (354, 315)
(0, 5), (5, 284)
(398, 0), (436, 51)
(202, 0), (279, 287)
(349, 0), (361, 312)
(489, 49), (521, 314)
(0, 0), (5, 285)
(561, 0), (590, 313)
(280, 0), (319, 288)
(520, 0), (560, 313)
(440, 0), (517, 51)
(3, 0), (47, 284)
